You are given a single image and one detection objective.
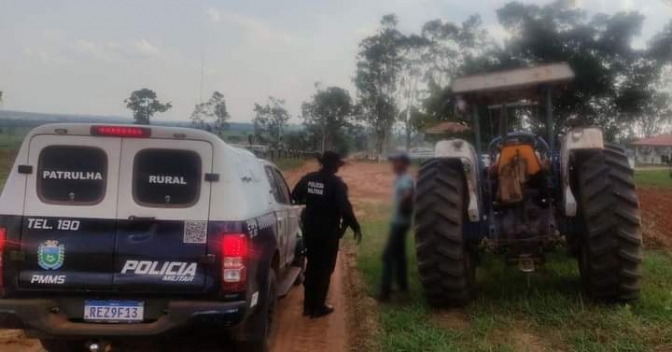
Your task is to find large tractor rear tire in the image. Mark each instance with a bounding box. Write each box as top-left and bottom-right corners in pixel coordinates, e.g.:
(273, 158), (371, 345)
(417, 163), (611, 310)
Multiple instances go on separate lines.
(414, 159), (476, 307)
(575, 143), (642, 301)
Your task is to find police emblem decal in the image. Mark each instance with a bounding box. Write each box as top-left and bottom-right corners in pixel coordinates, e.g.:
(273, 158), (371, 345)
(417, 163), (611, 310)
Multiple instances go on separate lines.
(37, 240), (65, 270)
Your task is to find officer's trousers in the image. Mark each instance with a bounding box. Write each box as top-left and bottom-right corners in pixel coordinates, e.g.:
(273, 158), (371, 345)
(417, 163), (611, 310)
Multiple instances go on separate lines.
(303, 226), (340, 312)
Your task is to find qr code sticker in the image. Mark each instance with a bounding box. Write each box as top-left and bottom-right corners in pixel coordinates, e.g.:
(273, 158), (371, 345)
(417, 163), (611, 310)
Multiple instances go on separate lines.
(184, 221), (207, 244)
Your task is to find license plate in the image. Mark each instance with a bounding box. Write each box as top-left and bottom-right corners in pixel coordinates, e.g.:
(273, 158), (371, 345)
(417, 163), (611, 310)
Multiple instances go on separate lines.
(83, 300), (144, 323)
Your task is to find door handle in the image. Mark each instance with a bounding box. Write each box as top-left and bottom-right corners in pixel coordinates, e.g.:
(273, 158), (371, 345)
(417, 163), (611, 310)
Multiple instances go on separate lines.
(128, 216), (156, 221)
(128, 233), (151, 242)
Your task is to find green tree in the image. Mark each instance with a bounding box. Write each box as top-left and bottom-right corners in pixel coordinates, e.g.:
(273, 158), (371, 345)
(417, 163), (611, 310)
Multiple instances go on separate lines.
(210, 91), (230, 135)
(412, 15), (494, 137)
(124, 88), (172, 125)
(302, 85), (354, 153)
(189, 102), (208, 128)
(397, 34), (431, 150)
(253, 97), (290, 149)
(494, 1), (672, 139)
(421, 15), (495, 87)
(413, 1), (672, 141)
(354, 14), (404, 155)
(190, 91), (231, 137)
(629, 66), (672, 137)
(284, 129), (317, 152)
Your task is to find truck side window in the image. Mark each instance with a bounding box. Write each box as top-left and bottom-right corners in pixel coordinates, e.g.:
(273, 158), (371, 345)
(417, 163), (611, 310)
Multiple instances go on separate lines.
(264, 166), (282, 203)
(133, 149), (201, 207)
(37, 146), (107, 205)
(271, 168), (291, 204)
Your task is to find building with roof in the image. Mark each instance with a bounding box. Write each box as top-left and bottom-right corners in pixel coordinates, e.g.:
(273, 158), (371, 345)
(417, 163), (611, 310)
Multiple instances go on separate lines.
(631, 133), (672, 165)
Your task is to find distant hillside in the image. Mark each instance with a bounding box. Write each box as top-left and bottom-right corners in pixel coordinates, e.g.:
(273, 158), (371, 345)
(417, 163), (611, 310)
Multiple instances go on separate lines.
(0, 109), (257, 131)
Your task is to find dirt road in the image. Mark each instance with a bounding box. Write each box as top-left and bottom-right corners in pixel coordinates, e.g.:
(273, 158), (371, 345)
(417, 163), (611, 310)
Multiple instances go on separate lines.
(0, 256), (349, 352)
(270, 255), (348, 352)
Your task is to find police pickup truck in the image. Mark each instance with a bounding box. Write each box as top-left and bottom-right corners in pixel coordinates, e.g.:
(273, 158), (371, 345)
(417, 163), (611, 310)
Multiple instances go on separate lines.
(0, 124), (305, 352)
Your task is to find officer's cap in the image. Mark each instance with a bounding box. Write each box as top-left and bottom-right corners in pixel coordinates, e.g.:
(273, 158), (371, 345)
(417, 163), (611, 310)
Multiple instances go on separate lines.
(318, 151), (345, 168)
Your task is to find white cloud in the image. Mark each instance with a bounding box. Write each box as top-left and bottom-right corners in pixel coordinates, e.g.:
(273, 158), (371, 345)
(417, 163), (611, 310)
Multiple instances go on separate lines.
(207, 8), (221, 23)
(73, 39), (112, 61)
(23, 48), (70, 65)
(208, 8), (301, 47)
(133, 39), (160, 57)
(70, 38), (162, 62)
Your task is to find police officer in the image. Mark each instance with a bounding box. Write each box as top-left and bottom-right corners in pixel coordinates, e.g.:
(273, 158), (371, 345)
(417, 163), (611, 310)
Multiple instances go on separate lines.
(291, 151), (362, 318)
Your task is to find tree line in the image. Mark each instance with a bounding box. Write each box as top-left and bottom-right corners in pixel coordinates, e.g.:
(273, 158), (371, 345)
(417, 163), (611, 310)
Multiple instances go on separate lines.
(352, 0), (672, 151)
(125, 1), (672, 155)
(9, 0), (665, 155)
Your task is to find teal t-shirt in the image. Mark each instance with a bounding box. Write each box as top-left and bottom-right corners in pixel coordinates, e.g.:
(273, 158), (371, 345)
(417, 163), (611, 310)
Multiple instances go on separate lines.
(391, 173), (414, 225)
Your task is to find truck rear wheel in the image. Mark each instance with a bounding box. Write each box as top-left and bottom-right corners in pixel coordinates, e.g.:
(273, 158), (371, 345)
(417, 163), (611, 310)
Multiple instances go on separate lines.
(414, 159), (476, 307)
(232, 268), (278, 352)
(574, 143), (642, 301)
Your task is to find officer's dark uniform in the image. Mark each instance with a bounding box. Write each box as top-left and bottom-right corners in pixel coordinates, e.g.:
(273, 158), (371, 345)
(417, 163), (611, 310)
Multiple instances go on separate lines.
(291, 152), (360, 317)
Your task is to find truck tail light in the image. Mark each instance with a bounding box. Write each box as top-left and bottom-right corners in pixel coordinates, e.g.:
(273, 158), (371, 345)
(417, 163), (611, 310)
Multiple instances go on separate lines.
(221, 234), (248, 292)
(91, 126), (151, 138)
(0, 227), (6, 290)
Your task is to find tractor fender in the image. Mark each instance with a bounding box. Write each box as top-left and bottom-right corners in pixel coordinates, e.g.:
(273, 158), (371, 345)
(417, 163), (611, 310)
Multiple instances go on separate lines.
(434, 139), (480, 222)
(560, 127), (604, 217)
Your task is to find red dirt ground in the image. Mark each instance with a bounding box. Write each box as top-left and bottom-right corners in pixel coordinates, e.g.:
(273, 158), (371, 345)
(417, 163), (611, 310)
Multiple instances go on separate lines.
(284, 160), (395, 215)
(638, 187), (672, 249)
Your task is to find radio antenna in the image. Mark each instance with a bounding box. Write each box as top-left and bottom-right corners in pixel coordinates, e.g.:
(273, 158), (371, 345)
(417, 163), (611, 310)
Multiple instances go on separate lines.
(199, 50), (205, 103)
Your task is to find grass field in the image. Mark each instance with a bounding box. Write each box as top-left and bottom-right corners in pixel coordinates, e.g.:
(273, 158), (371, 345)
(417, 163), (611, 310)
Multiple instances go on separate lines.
(0, 149), (17, 187)
(352, 211), (672, 352)
(0, 127), (30, 149)
(635, 169), (672, 188)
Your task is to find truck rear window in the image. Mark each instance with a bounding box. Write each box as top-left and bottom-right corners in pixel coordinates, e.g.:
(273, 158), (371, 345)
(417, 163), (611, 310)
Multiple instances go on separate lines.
(38, 146), (107, 204)
(133, 149), (201, 207)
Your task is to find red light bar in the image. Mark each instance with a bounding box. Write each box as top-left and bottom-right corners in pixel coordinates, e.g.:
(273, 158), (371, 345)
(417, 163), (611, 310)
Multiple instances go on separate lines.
(91, 126), (151, 138)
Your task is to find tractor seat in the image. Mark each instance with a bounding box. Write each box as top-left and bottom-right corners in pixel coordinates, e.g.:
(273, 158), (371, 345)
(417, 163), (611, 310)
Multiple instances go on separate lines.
(496, 143), (542, 176)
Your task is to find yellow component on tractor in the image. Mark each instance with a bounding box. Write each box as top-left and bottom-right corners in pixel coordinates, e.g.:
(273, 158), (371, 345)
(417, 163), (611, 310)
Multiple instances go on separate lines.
(494, 143), (544, 204)
(497, 143), (542, 176)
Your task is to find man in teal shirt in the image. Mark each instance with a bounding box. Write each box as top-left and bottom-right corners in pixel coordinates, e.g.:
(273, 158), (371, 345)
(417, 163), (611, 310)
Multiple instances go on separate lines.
(380, 152), (414, 301)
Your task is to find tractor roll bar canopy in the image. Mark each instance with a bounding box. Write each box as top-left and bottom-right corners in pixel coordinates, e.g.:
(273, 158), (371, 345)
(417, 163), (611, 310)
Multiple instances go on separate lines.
(452, 63), (575, 96)
(450, 62), (575, 161)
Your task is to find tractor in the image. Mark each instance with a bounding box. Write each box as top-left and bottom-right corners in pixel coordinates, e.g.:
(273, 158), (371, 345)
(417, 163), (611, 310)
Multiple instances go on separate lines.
(414, 63), (642, 306)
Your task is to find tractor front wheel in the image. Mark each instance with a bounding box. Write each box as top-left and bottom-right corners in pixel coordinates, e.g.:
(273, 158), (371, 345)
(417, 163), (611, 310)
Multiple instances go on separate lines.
(414, 159), (476, 307)
(574, 143), (642, 302)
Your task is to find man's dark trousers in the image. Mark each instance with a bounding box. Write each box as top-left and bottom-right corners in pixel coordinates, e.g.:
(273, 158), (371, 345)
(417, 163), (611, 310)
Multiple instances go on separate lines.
(381, 223), (410, 297)
(303, 225), (340, 313)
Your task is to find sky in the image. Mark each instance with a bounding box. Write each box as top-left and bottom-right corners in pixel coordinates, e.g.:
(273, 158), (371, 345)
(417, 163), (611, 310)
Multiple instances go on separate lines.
(1, 0), (671, 124)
